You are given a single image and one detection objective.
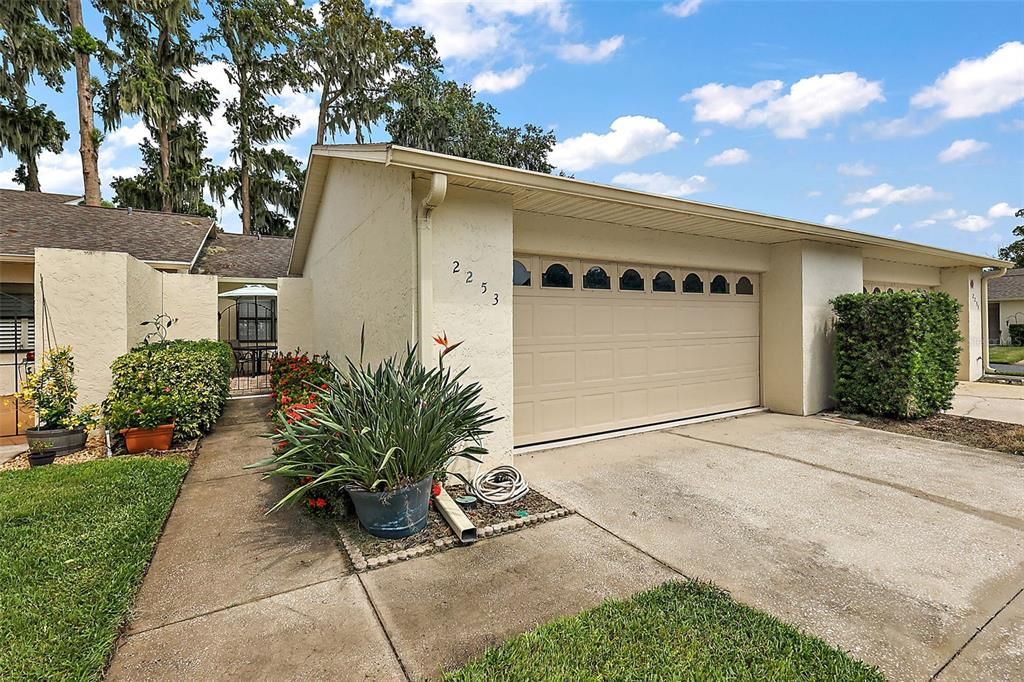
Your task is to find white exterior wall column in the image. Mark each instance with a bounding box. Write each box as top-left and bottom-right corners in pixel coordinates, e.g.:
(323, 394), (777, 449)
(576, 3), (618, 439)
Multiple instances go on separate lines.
(938, 266), (984, 381)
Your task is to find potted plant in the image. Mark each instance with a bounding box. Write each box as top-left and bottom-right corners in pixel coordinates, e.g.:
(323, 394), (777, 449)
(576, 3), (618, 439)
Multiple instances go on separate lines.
(105, 392), (176, 453)
(255, 338), (500, 539)
(17, 346), (99, 465)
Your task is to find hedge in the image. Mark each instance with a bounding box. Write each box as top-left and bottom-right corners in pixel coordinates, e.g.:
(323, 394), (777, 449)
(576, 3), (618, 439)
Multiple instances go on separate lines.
(1009, 324), (1024, 346)
(104, 340), (234, 439)
(832, 291), (960, 419)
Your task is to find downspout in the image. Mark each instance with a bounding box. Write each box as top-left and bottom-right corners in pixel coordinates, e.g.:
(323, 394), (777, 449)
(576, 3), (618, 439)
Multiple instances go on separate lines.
(416, 172), (448, 362)
(981, 267), (1008, 375)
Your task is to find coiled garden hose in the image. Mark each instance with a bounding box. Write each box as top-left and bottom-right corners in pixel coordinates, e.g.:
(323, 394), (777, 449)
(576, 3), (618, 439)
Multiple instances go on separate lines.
(467, 465), (529, 506)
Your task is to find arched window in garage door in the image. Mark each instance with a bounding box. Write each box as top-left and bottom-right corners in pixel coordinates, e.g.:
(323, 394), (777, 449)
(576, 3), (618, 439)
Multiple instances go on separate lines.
(710, 274), (730, 294)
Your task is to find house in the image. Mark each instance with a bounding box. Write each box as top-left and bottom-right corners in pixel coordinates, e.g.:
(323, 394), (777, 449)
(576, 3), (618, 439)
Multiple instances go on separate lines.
(988, 268), (1024, 345)
(284, 144), (1010, 464)
(0, 189), (292, 435)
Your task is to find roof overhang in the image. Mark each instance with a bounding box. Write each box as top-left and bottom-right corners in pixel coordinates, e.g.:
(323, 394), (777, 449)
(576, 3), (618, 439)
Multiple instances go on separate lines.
(289, 144), (1012, 275)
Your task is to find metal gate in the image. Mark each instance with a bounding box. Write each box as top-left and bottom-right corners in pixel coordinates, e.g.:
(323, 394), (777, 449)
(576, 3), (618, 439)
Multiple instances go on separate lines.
(218, 300), (277, 396)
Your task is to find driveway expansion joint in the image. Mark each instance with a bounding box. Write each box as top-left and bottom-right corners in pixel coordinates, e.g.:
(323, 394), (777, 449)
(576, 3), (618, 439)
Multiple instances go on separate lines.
(667, 430), (1024, 532)
(356, 572), (412, 682)
(929, 586), (1024, 680)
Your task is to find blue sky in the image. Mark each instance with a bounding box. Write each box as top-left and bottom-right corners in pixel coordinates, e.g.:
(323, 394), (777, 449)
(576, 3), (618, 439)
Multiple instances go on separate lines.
(5, 0), (1023, 258)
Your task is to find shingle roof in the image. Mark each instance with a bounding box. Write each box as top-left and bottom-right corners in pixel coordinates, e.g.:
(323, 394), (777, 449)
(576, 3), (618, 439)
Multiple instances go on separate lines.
(0, 189), (213, 264)
(989, 268), (1024, 301)
(192, 231), (293, 279)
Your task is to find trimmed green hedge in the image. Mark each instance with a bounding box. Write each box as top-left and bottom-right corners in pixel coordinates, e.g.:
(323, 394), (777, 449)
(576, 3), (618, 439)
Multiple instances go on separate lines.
(104, 340), (234, 439)
(832, 291), (960, 419)
(1009, 324), (1024, 346)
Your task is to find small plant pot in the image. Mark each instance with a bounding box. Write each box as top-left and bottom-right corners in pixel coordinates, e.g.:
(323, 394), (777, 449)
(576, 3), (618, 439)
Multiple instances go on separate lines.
(28, 451), (57, 467)
(26, 427), (87, 459)
(347, 476), (433, 539)
(120, 422), (175, 454)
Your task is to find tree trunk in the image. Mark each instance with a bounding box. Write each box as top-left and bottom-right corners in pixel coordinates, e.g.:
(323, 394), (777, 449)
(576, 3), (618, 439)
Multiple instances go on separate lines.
(158, 124), (171, 212)
(68, 0), (101, 206)
(238, 71), (251, 234)
(25, 156), (41, 192)
(316, 90), (328, 145)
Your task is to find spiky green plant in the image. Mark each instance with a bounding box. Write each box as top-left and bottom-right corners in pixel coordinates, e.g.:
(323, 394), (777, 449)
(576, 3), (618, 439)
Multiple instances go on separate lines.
(255, 344), (500, 511)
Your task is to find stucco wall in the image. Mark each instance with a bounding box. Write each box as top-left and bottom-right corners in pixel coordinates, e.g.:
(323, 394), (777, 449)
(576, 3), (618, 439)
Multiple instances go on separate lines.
(997, 300), (1024, 344)
(761, 241), (862, 415)
(514, 212), (770, 273)
(429, 184), (515, 468)
(33, 248), (220, 407)
(863, 258), (940, 288)
(35, 249), (130, 406)
(939, 266), (983, 381)
(304, 157), (415, 365)
(277, 277), (312, 353)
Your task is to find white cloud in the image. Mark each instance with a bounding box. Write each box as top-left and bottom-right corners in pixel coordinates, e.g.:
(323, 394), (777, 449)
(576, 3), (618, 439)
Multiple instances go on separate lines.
(683, 72), (884, 138)
(276, 86), (321, 136)
(911, 219), (937, 228)
(912, 41), (1024, 119)
(557, 35), (624, 64)
(611, 171), (710, 197)
(837, 161), (875, 177)
(706, 147), (750, 166)
(844, 183), (941, 206)
(0, 150), (138, 199)
(861, 115), (937, 139)
(930, 208), (961, 221)
(548, 116), (683, 172)
(105, 120), (150, 149)
(892, 223), (904, 231)
(390, 0), (568, 61)
(953, 214), (993, 232)
(471, 64), (534, 93)
(988, 202), (1017, 218)
(185, 61), (236, 154)
(1000, 118), (1024, 132)
(806, 190), (823, 198)
(664, 0), (702, 18)
(823, 207), (880, 226)
(937, 138), (989, 163)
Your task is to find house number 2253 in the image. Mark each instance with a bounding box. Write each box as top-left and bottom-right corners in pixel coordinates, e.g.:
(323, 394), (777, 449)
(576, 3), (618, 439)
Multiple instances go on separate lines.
(452, 260), (500, 305)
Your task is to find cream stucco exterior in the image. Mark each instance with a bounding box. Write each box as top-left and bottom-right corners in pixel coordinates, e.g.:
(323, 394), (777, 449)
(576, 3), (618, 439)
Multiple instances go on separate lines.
(33, 248), (219, 406)
(995, 300), (1024, 344)
(277, 277), (313, 353)
(938, 266), (984, 381)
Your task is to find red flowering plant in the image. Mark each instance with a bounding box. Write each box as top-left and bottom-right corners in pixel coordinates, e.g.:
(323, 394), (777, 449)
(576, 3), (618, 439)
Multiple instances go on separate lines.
(269, 350), (334, 410)
(250, 336), (501, 514)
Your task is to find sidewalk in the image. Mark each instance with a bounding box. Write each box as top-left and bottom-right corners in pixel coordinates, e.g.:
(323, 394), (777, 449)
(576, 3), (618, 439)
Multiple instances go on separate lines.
(107, 397), (673, 680)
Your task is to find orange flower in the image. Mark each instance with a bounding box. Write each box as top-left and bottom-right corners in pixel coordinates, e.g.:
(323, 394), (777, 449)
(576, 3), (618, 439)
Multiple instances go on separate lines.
(433, 331), (450, 349)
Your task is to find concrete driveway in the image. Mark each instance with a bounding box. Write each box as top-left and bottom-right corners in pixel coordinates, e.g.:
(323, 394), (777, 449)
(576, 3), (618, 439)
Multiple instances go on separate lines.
(948, 381), (1024, 425)
(517, 412), (1024, 681)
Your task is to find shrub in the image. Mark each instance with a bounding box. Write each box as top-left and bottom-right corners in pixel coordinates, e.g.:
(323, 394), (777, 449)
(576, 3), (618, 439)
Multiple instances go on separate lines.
(832, 290), (960, 419)
(17, 346), (99, 430)
(269, 351), (333, 409)
(255, 343), (501, 511)
(104, 393), (176, 431)
(1009, 324), (1024, 346)
(104, 340), (234, 439)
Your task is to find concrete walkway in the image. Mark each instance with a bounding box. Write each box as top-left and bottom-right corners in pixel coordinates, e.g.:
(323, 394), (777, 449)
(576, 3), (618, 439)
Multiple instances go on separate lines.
(106, 398), (676, 680)
(948, 381), (1024, 425)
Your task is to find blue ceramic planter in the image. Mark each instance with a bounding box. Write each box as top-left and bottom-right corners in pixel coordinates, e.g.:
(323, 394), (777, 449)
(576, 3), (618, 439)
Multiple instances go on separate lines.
(347, 476), (433, 539)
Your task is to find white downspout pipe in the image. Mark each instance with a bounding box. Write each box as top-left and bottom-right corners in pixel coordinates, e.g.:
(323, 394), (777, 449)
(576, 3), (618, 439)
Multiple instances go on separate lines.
(981, 267), (1008, 375)
(416, 173), (448, 363)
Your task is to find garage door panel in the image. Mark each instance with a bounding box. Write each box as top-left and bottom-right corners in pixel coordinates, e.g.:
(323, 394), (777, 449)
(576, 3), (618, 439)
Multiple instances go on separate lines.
(514, 258), (760, 446)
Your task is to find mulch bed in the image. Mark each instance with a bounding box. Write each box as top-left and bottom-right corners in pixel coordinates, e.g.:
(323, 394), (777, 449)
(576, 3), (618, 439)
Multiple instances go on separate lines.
(0, 434), (200, 473)
(847, 412), (1024, 456)
(334, 485), (571, 571)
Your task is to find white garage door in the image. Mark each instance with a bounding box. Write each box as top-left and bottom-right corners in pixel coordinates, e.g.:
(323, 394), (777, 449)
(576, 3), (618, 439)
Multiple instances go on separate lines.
(513, 255), (760, 446)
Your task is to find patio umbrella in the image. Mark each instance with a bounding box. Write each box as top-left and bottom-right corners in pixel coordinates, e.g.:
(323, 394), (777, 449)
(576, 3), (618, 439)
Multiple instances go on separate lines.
(218, 284), (278, 298)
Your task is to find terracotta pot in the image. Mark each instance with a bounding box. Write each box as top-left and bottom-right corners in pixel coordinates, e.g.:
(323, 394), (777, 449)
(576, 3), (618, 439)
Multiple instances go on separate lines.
(26, 427), (87, 459)
(120, 422), (175, 454)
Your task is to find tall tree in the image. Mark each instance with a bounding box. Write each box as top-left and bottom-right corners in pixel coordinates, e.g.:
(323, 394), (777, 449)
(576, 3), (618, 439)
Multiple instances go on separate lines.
(0, 0), (72, 191)
(97, 0), (215, 212)
(997, 209), (1024, 268)
(387, 72), (555, 173)
(301, 0), (436, 146)
(67, 0), (102, 205)
(206, 0), (306, 234)
(111, 120), (216, 216)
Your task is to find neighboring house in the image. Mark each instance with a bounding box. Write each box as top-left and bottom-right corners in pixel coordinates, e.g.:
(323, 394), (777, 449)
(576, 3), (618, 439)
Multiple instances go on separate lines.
(284, 144), (1009, 464)
(988, 268), (1024, 345)
(0, 189), (292, 435)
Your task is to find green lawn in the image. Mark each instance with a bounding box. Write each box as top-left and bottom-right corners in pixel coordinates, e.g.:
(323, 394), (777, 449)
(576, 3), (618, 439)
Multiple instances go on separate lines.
(446, 581), (884, 682)
(0, 456), (189, 681)
(990, 345), (1024, 364)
